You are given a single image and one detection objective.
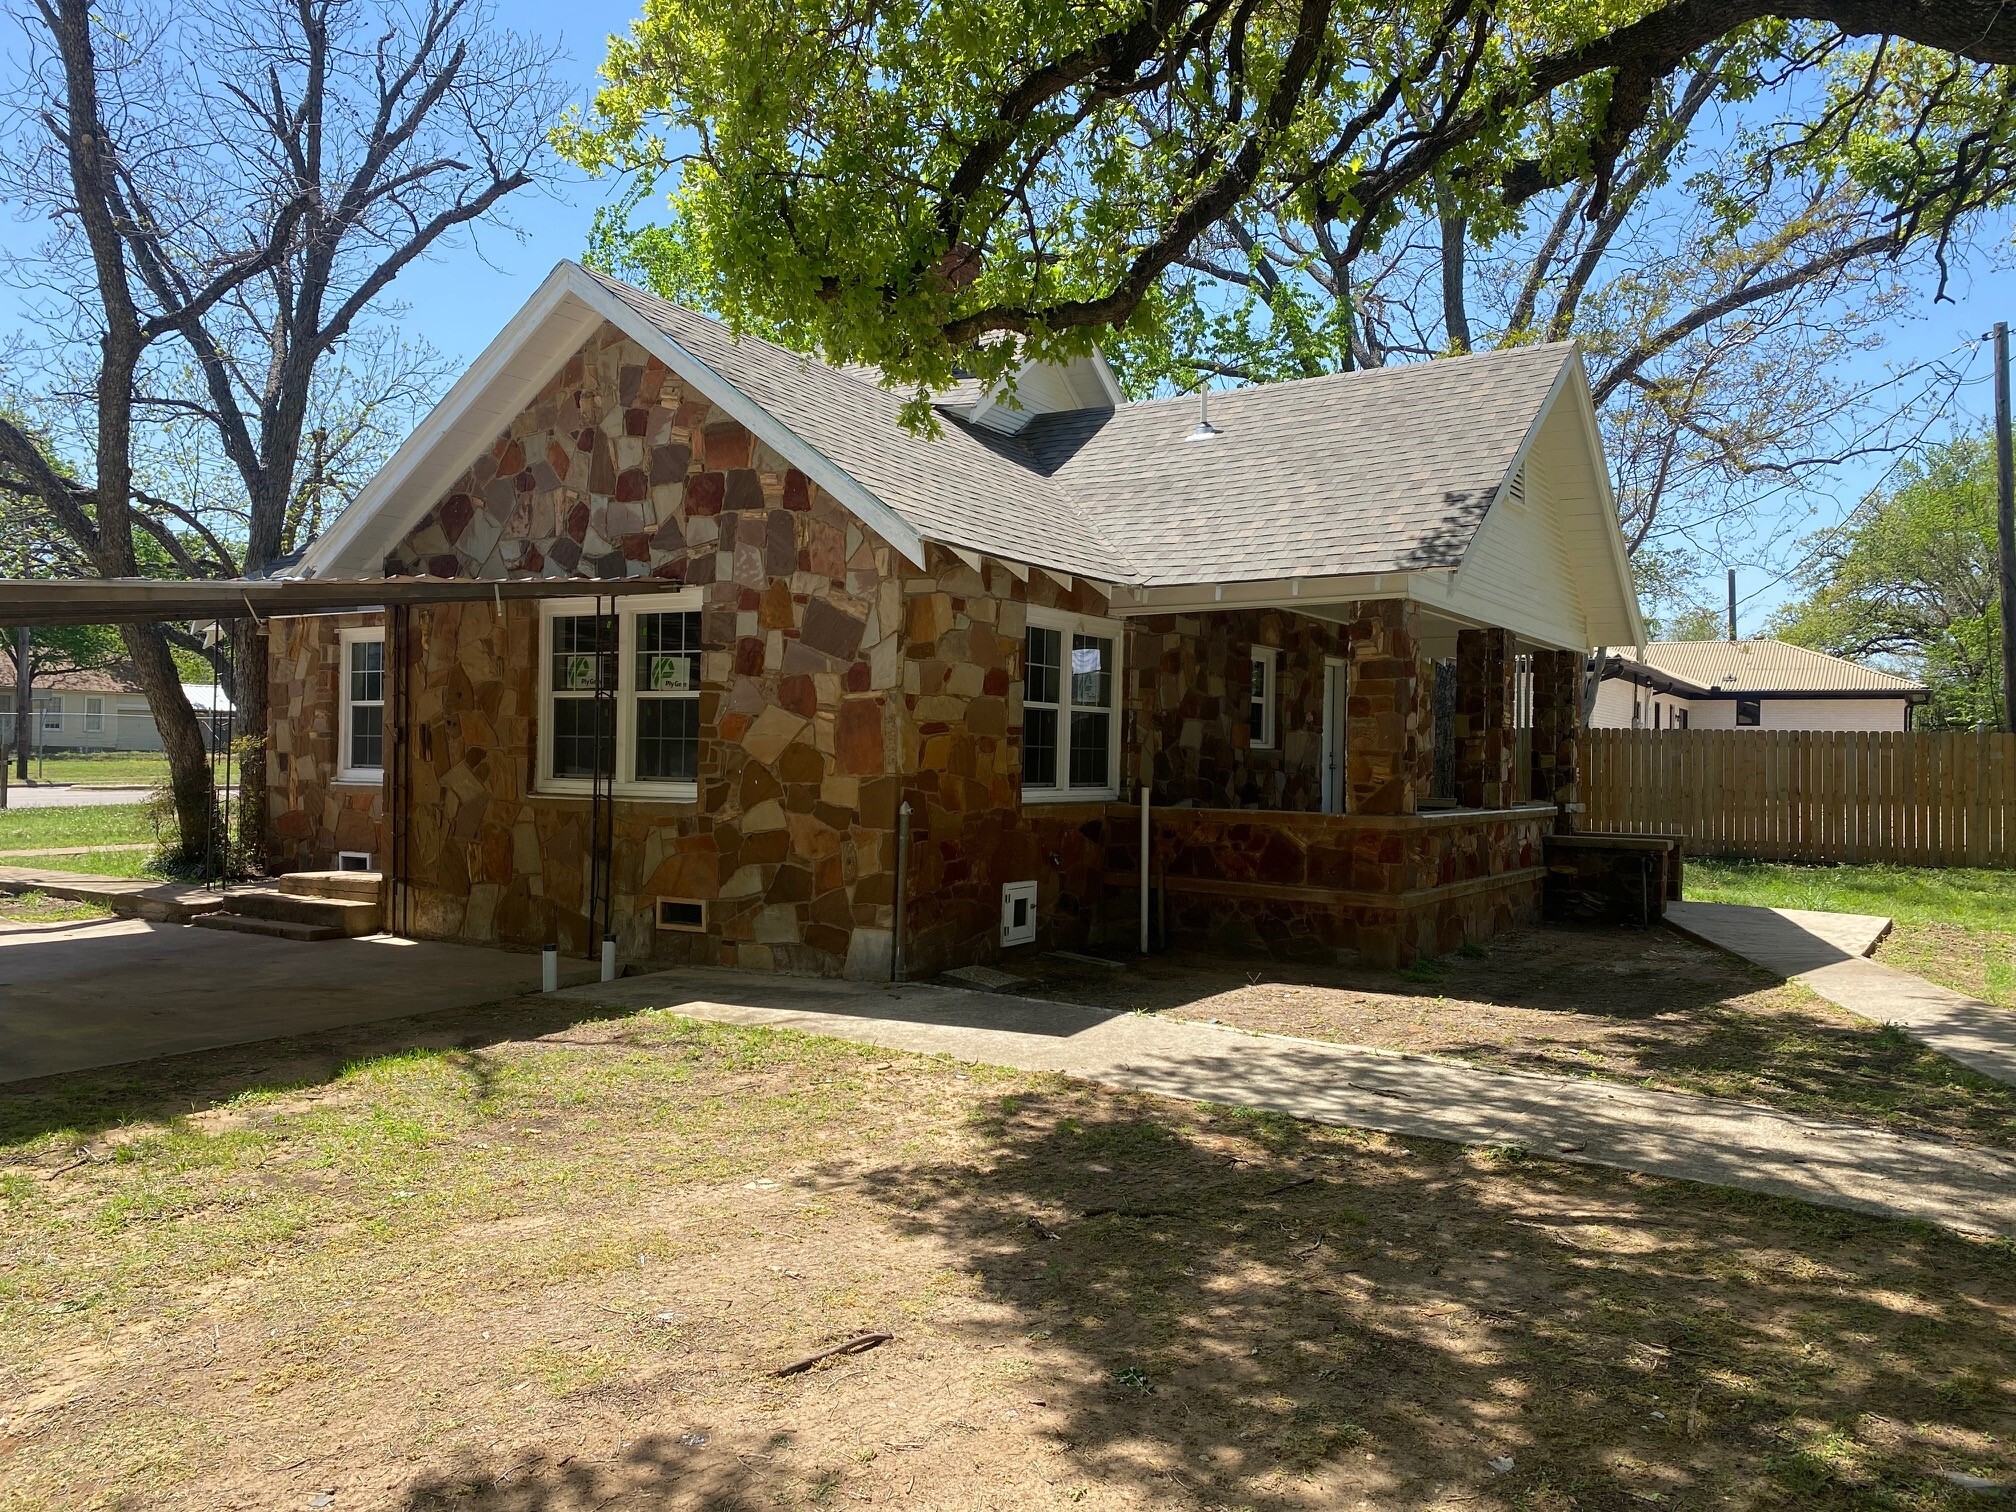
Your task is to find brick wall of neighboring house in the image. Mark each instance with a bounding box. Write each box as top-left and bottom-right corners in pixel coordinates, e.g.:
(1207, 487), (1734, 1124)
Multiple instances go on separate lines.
(268, 611), (388, 871)
(1129, 599), (1432, 816)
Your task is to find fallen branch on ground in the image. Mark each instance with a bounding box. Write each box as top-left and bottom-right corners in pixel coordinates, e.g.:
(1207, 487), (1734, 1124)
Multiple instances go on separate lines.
(771, 1332), (893, 1377)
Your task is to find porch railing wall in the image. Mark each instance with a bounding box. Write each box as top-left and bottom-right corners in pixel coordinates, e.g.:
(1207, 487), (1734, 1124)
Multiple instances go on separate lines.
(1583, 727), (2016, 867)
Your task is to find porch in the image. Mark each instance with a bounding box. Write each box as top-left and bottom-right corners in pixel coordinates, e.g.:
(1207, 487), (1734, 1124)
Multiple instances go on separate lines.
(1022, 594), (1589, 969)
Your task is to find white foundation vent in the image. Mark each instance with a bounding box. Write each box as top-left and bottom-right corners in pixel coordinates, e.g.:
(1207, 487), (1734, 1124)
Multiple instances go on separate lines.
(1000, 881), (1038, 947)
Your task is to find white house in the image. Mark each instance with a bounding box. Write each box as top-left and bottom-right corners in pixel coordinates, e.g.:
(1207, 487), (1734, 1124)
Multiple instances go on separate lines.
(1593, 640), (1927, 732)
(0, 670), (234, 753)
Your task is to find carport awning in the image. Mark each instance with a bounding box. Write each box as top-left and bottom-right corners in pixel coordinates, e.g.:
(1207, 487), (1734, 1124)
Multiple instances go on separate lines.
(0, 574), (681, 627)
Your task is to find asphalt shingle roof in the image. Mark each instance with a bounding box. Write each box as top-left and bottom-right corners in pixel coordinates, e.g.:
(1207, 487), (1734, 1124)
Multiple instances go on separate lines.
(1617, 640), (1928, 696)
(592, 271), (1574, 589)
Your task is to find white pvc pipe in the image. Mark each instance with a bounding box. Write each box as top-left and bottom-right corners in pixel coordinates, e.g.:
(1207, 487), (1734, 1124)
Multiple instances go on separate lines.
(1139, 784), (1151, 955)
(601, 934), (617, 982)
(541, 944), (558, 994)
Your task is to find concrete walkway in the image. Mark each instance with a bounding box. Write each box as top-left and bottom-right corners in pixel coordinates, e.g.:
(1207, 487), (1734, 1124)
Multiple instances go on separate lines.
(0, 914), (597, 1082)
(0, 863), (224, 922)
(554, 968), (2016, 1238)
(1668, 901), (2016, 1087)
(0, 784), (157, 809)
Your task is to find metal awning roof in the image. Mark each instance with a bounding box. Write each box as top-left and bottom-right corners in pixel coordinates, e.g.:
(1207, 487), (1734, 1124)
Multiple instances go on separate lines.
(0, 575), (683, 627)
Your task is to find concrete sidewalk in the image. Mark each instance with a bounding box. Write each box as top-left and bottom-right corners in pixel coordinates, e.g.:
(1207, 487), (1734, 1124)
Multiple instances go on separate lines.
(1668, 901), (2016, 1087)
(554, 967), (2016, 1237)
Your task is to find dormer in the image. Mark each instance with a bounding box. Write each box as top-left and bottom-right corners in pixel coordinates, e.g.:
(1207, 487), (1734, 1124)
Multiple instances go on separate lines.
(938, 350), (1125, 435)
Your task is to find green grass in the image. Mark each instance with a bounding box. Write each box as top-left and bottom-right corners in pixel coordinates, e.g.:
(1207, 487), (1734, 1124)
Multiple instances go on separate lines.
(0, 1005), (2011, 1510)
(0, 847), (172, 880)
(0, 890), (112, 923)
(8, 751), (174, 786)
(0, 802), (169, 852)
(1686, 858), (2016, 929)
(1688, 859), (2016, 1009)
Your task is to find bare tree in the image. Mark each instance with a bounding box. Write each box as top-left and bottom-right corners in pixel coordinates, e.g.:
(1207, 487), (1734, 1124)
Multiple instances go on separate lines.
(0, 0), (562, 865)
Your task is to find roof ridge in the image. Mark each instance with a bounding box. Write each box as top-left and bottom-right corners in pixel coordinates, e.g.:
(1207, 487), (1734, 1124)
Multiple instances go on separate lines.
(1097, 341), (1578, 417)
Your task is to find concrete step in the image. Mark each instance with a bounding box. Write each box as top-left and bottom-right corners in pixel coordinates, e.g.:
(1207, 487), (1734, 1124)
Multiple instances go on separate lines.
(278, 870), (382, 903)
(219, 887), (381, 936)
(191, 912), (343, 943)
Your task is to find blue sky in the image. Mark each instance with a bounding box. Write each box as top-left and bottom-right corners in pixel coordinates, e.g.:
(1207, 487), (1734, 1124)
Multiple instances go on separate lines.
(3, 0), (2011, 629)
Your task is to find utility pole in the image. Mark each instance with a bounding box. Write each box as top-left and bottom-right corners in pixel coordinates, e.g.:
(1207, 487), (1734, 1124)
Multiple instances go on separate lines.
(1727, 569), (1738, 642)
(1996, 322), (2016, 732)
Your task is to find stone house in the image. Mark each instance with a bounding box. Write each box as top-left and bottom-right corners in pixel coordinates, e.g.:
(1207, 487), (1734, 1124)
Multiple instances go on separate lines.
(269, 261), (1643, 975)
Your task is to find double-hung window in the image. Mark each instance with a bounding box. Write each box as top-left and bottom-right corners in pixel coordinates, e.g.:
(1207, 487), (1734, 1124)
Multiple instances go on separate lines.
(1022, 609), (1121, 801)
(339, 628), (386, 781)
(539, 592), (704, 799)
(1249, 647), (1279, 749)
(84, 697), (104, 734)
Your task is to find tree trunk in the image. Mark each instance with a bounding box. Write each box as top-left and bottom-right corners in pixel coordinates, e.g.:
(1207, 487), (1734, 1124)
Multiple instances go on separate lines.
(123, 624), (215, 861)
(231, 618), (270, 872)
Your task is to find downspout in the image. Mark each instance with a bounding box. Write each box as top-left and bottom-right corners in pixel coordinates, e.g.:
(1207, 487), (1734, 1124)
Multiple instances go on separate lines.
(892, 800), (912, 982)
(1138, 782), (1151, 956)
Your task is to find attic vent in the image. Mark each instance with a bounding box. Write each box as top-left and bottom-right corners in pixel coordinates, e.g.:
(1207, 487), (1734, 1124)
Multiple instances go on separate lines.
(1505, 465), (1527, 507)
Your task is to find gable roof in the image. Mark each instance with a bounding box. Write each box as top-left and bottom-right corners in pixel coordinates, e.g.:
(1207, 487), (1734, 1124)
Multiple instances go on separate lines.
(295, 262), (1635, 634)
(1018, 343), (1577, 588)
(1611, 640), (1928, 698)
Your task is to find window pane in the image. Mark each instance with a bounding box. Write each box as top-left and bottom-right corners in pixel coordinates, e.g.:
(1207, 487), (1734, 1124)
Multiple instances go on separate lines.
(635, 696), (698, 782)
(1069, 709), (1110, 788)
(552, 696), (614, 778)
(1023, 706), (1058, 787)
(349, 702), (384, 770)
(551, 615), (617, 693)
(349, 637), (383, 703)
(1249, 655), (1266, 741)
(1070, 635), (1112, 709)
(637, 611), (702, 692)
(1025, 626), (1060, 706)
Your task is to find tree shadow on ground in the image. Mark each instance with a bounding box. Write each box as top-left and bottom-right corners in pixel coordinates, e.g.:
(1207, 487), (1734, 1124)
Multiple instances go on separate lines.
(396, 1431), (792, 1512)
(827, 1088), (2016, 1509)
(0, 989), (636, 1149)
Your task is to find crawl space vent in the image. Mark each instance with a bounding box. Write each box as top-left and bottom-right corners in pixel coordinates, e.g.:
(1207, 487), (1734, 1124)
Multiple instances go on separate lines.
(1000, 881), (1038, 947)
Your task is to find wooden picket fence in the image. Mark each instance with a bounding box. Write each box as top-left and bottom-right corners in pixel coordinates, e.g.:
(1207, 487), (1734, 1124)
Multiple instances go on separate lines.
(1583, 728), (2016, 868)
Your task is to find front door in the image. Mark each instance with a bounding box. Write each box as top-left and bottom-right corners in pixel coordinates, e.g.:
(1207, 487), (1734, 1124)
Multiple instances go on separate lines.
(1321, 658), (1348, 814)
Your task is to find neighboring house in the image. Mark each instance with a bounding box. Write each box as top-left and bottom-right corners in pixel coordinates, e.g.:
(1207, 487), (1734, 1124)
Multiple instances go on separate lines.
(268, 260), (1643, 974)
(1594, 640), (1928, 731)
(0, 669), (234, 753)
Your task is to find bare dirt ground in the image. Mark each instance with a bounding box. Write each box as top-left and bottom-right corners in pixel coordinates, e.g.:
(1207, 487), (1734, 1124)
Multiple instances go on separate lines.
(2, 990), (2012, 1511)
(1013, 923), (2016, 1148)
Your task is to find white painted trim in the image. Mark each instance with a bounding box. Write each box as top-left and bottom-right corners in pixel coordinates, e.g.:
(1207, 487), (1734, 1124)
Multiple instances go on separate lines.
(297, 265), (595, 578)
(1249, 645), (1280, 749)
(337, 626), (387, 784)
(1019, 604), (1124, 804)
(535, 590), (704, 802)
(296, 260), (931, 581)
(948, 545), (984, 573)
(564, 271), (929, 569)
(1321, 658), (1349, 814)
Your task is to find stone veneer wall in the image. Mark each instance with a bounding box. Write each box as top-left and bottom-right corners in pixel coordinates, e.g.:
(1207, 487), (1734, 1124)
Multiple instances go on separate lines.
(898, 552), (1120, 974)
(1131, 599), (1432, 815)
(268, 611), (388, 872)
(1122, 806), (1550, 967)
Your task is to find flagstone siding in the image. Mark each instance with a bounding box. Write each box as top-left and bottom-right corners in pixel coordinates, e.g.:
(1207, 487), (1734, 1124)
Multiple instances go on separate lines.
(268, 611), (388, 872)
(1130, 599), (1432, 816)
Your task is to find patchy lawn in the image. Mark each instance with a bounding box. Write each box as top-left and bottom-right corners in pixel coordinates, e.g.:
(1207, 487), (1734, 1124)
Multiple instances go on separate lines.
(0, 803), (168, 853)
(0, 995), (2010, 1512)
(5, 752), (176, 787)
(0, 891), (111, 925)
(0, 847), (169, 880)
(1686, 859), (2016, 1011)
(1015, 926), (2016, 1149)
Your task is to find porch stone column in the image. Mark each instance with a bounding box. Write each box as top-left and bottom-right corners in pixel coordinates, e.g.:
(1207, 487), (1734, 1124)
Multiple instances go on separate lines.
(1346, 599), (1430, 815)
(1453, 627), (1516, 809)
(1528, 648), (1583, 828)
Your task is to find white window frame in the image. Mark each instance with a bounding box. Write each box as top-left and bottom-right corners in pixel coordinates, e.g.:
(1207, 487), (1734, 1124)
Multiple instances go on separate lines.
(84, 696), (104, 733)
(1020, 606), (1123, 804)
(1249, 646), (1279, 749)
(537, 591), (705, 802)
(338, 627), (387, 784)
